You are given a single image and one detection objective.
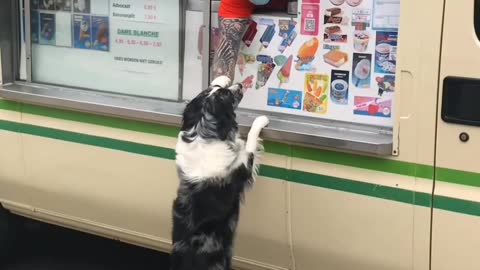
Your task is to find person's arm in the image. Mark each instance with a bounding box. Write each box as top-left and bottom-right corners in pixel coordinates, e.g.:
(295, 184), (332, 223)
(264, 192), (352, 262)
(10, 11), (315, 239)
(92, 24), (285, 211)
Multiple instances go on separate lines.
(212, 17), (250, 81)
(212, 0), (256, 81)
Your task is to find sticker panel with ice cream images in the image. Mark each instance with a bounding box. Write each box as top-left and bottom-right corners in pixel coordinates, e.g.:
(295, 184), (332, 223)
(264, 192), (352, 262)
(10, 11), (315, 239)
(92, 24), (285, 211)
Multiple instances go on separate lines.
(233, 0), (399, 127)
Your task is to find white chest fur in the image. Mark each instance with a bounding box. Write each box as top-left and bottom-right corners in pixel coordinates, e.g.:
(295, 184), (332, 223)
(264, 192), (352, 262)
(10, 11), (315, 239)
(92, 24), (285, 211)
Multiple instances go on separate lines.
(175, 134), (248, 181)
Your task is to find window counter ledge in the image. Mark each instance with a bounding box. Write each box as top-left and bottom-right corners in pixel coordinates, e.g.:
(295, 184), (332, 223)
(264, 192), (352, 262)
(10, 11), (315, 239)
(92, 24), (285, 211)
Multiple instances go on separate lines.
(0, 82), (393, 156)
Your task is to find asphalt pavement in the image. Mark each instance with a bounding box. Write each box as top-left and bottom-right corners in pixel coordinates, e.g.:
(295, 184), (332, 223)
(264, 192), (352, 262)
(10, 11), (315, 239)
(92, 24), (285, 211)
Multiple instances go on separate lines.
(2, 216), (170, 270)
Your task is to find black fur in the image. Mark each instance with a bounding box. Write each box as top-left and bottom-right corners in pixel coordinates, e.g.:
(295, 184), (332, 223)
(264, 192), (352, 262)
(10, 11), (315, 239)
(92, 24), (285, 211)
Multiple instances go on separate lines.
(171, 84), (257, 270)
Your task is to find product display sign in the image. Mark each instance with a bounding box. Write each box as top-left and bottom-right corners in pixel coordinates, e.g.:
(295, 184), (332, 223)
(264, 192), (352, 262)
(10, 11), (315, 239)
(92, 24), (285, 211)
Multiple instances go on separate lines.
(29, 0), (180, 100)
(234, 0), (400, 127)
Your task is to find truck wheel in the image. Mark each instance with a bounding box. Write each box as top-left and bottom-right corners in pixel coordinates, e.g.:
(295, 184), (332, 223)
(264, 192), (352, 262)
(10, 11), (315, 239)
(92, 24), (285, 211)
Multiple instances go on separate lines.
(0, 205), (16, 262)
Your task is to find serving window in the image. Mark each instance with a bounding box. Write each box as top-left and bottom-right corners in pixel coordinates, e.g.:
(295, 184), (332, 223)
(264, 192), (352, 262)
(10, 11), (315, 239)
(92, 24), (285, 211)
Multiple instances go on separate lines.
(0, 0), (401, 155)
(24, 0), (183, 100)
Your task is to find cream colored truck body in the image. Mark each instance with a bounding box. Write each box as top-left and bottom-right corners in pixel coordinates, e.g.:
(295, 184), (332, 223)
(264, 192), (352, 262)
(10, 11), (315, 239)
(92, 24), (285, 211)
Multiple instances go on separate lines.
(0, 0), (478, 269)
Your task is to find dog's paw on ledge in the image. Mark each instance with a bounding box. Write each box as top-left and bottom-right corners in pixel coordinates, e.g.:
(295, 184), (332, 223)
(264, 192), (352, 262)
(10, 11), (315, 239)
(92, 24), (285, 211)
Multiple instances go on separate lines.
(210, 76), (232, 88)
(252, 116), (270, 129)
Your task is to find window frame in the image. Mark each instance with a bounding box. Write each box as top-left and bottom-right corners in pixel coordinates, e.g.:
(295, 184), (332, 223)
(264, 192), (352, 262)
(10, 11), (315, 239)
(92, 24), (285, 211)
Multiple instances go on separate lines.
(475, 0), (480, 41)
(0, 0), (395, 156)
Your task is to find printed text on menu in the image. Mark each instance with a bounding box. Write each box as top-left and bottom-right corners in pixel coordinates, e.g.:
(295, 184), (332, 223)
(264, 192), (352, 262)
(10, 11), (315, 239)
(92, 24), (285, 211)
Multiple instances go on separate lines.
(110, 0), (162, 23)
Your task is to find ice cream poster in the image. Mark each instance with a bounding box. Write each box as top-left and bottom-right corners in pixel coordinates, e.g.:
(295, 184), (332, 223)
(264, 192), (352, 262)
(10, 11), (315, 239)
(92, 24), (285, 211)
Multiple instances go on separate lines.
(92, 16), (109, 51)
(39, 13), (55, 45)
(330, 70), (349, 105)
(375, 74), (395, 96)
(352, 9), (371, 27)
(295, 37), (319, 71)
(242, 20), (258, 48)
(374, 32), (397, 74)
(31, 10), (39, 44)
(278, 20), (297, 53)
(258, 19), (276, 51)
(267, 88), (302, 110)
(277, 55), (293, 87)
(324, 7), (349, 25)
(354, 96), (392, 118)
(303, 73), (329, 114)
(73, 14), (92, 49)
(256, 55), (276, 89)
(352, 53), (372, 88)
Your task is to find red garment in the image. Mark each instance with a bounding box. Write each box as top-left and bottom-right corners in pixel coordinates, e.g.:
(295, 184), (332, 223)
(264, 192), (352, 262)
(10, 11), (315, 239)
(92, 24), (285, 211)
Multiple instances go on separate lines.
(219, 0), (289, 18)
(219, 0), (255, 18)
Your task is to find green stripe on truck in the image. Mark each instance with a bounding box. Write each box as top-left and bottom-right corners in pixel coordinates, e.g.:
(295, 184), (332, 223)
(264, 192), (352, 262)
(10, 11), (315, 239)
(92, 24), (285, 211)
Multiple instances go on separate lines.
(0, 118), (479, 217)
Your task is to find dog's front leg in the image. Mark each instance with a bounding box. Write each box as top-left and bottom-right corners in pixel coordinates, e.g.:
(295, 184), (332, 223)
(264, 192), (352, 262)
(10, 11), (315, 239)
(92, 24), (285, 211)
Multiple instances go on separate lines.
(246, 116), (269, 153)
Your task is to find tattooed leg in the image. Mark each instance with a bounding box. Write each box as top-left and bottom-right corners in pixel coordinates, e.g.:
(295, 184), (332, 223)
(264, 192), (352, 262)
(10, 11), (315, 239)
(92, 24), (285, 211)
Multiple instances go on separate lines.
(212, 17), (250, 81)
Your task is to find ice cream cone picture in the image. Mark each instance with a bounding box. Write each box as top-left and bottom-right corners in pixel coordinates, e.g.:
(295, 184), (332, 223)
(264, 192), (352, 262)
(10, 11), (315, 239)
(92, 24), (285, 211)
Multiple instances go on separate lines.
(277, 55), (293, 87)
(295, 37), (319, 71)
(255, 55), (276, 90)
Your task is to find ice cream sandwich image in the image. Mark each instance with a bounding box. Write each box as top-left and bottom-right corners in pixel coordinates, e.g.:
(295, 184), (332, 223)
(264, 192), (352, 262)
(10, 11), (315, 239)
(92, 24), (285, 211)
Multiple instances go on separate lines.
(323, 50), (348, 67)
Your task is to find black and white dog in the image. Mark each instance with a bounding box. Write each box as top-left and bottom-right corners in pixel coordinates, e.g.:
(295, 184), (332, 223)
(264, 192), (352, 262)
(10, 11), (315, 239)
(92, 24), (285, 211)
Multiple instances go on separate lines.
(171, 76), (269, 270)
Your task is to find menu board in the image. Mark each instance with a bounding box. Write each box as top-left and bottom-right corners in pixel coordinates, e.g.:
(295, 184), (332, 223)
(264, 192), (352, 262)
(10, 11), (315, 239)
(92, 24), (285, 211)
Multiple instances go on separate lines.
(234, 0), (400, 127)
(29, 0), (180, 100)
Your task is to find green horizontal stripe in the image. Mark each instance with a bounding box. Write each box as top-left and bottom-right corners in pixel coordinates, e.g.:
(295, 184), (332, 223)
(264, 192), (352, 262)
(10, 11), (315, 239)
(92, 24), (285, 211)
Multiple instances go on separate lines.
(436, 167), (480, 188)
(288, 169), (432, 207)
(0, 120), (175, 160)
(2, 119), (480, 217)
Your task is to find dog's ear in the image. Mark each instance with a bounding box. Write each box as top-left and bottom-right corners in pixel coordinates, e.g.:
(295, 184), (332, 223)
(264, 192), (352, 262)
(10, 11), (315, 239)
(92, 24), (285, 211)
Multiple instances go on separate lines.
(181, 90), (210, 131)
(203, 90), (237, 141)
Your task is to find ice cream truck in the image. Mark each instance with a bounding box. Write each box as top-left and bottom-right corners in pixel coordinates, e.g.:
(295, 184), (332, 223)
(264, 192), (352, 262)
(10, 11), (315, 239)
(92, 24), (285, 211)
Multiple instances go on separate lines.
(0, 0), (479, 269)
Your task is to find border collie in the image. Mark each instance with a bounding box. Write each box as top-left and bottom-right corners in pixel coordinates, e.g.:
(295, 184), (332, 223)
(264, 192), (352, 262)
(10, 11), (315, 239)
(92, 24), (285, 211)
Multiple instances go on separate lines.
(171, 76), (269, 270)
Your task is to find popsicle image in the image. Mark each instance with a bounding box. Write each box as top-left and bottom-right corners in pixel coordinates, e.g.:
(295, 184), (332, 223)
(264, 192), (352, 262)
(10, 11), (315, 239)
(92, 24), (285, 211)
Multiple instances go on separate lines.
(242, 20), (258, 48)
(259, 24), (276, 51)
(242, 75), (255, 90)
(278, 20), (297, 53)
(256, 62), (275, 89)
(237, 54), (245, 75)
(277, 55), (293, 86)
(295, 37), (319, 70)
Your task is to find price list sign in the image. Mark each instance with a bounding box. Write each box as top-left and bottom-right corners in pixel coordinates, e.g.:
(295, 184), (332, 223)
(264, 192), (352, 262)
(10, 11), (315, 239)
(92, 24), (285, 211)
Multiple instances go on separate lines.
(110, 0), (164, 24)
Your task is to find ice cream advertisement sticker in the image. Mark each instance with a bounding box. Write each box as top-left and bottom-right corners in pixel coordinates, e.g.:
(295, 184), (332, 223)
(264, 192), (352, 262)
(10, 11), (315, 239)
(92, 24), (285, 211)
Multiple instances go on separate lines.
(375, 74), (395, 96)
(374, 32), (397, 74)
(39, 13), (55, 45)
(354, 96), (392, 118)
(73, 14), (92, 49)
(92, 16), (109, 51)
(330, 70), (349, 105)
(303, 73), (329, 114)
(278, 20), (297, 53)
(295, 37), (319, 71)
(352, 53), (372, 88)
(267, 88), (302, 110)
(256, 55), (276, 89)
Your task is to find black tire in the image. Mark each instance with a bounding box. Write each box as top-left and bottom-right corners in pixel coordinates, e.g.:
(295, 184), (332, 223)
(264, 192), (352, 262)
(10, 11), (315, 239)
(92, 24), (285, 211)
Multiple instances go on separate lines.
(0, 205), (17, 262)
